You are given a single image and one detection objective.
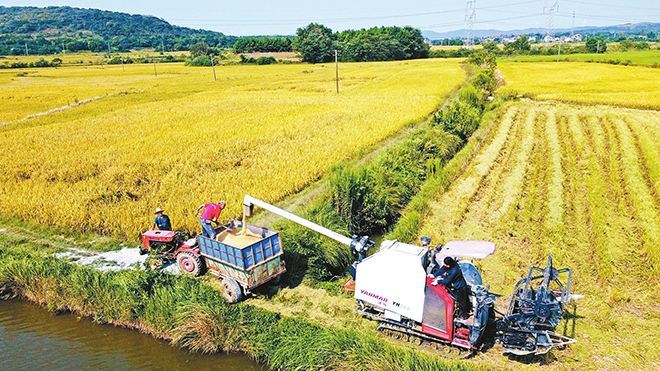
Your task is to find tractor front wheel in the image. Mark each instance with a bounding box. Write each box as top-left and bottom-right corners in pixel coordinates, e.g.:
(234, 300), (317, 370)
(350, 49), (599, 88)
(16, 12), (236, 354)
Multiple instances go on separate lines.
(221, 277), (243, 303)
(176, 252), (203, 276)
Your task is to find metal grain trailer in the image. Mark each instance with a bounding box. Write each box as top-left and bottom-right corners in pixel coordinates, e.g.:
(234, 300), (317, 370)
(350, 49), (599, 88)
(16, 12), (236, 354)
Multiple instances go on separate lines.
(139, 222), (286, 303)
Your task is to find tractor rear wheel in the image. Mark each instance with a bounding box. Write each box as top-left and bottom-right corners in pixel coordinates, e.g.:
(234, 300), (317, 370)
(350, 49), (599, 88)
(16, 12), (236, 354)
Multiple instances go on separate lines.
(176, 252), (203, 276)
(221, 277), (243, 303)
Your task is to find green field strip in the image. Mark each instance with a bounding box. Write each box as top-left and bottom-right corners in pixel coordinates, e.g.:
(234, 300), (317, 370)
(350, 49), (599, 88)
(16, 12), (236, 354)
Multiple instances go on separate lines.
(610, 114), (660, 276)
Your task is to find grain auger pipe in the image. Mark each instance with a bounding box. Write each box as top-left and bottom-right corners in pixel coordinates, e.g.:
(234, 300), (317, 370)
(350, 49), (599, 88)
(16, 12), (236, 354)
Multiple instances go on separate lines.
(243, 195), (374, 260)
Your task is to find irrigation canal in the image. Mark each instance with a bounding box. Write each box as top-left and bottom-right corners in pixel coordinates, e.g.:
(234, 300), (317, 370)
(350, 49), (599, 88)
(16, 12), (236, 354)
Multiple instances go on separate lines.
(0, 299), (261, 370)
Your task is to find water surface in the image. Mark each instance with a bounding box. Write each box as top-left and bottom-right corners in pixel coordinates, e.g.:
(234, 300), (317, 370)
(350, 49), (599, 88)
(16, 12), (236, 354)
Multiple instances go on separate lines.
(0, 299), (261, 371)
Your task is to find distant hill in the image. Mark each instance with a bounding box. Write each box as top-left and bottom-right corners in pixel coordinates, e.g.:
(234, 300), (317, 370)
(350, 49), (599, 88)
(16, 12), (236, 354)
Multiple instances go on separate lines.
(423, 22), (660, 40)
(0, 6), (238, 55)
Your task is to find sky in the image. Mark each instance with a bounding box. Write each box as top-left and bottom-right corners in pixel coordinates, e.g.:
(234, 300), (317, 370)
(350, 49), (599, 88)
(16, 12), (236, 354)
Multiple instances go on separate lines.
(2, 0), (660, 36)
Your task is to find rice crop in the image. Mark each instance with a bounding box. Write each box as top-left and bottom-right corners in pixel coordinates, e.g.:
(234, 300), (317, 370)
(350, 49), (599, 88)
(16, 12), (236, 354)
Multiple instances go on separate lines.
(0, 59), (463, 239)
(418, 101), (660, 370)
(498, 62), (660, 110)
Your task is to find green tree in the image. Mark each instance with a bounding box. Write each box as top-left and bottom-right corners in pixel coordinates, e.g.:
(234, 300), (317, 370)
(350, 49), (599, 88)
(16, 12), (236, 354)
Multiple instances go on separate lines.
(467, 50), (497, 69)
(504, 35), (531, 54)
(341, 33), (403, 62)
(481, 41), (500, 53)
(585, 37), (607, 53)
(293, 23), (336, 63)
(189, 42), (218, 57)
(473, 68), (497, 96)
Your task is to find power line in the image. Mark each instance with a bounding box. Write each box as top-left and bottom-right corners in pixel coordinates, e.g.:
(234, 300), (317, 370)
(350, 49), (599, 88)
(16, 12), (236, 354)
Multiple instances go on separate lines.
(561, 0), (659, 11)
(169, 0), (544, 27)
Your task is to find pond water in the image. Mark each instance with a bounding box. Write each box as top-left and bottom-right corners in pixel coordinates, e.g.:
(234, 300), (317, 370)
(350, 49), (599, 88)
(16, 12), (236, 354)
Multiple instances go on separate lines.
(0, 299), (262, 371)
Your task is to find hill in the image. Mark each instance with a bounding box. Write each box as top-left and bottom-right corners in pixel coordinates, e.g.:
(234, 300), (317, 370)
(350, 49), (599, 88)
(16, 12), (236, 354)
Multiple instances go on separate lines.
(0, 6), (238, 55)
(423, 22), (660, 40)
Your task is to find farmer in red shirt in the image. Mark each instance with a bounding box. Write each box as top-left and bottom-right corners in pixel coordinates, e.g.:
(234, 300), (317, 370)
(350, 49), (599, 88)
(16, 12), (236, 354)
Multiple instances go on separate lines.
(195, 201), (226, 239)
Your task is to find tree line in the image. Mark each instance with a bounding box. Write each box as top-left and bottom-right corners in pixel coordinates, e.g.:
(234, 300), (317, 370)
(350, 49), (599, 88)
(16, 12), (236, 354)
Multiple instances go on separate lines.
(292, 23), (428, 63)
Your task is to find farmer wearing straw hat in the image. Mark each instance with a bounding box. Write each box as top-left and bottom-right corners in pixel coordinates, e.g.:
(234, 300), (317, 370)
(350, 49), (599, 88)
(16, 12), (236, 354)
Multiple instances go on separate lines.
(152, 207), (172, 231)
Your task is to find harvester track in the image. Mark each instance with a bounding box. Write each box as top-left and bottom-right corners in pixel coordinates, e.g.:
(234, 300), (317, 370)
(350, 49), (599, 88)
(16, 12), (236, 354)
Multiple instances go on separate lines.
(375, 321), (475, 359)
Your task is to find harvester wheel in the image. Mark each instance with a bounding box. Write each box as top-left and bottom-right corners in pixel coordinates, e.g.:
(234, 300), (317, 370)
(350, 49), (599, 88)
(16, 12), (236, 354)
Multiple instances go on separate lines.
(221, 277), (243, 303)
(176, 252), (203, 276)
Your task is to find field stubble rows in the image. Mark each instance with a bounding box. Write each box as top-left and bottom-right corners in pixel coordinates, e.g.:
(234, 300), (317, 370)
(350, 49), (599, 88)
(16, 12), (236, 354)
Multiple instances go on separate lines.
(420, 101), (660, 370)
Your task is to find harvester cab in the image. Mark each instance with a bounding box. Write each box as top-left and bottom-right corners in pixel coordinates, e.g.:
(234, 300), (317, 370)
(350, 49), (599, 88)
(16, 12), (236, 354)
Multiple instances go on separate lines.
(354, 239), (499, 356)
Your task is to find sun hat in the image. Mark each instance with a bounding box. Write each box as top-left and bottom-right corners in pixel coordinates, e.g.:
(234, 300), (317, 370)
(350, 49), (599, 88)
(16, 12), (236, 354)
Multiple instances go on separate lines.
(154, 207), (165, 214)
(218, 201), (226, 209)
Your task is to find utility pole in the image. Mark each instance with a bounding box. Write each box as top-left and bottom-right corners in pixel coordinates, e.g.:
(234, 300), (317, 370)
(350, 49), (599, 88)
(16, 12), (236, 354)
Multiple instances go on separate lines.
(161, 40), (165, 53)
(544, 0), (559, 45)
(211, 54), (217, 81)
(108, 40), (111, 54)
(121, 57), (125, 72)
(25, 43), (28, 56)
(153, 56), (157, 77)
(557, 42), (561, 62)
(465, 0), (476, 49)
(596, 40), (600, 54)
(335, 50), (339, 94)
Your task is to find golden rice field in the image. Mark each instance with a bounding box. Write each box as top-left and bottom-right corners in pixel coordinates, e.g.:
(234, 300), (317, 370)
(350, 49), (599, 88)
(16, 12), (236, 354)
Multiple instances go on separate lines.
(419, 101), (660, 370)
(0, 58), (464, 238)
(498, 62), (660, 110)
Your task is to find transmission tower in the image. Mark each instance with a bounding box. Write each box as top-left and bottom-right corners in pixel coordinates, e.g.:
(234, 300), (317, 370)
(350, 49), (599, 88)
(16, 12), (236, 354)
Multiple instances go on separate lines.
(465, 0), (476, 49)
(571, 10), (575, 37)
(544, 0), (559, 44)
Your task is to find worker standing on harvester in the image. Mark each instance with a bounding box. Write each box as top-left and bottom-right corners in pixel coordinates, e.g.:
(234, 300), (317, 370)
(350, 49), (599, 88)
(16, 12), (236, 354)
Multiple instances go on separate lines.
(432, 256), (472, 319)
(152, 208), (172, 231)
(195, 201), (226, 239)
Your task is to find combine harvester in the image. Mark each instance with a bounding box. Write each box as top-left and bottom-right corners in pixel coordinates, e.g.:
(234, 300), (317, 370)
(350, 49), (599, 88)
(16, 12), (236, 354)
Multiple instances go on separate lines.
(142, 195), (581, 357)
(241, 195), (581, 358)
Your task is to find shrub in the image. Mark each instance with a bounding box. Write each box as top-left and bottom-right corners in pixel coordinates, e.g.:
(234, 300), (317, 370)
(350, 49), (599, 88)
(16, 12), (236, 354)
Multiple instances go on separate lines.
(434, 101), (480, 142)
(256, 56), (277, 65)
(186, 55), (212, 67)
(458, 85), (485, 110)
(473, 68), (497, 96)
